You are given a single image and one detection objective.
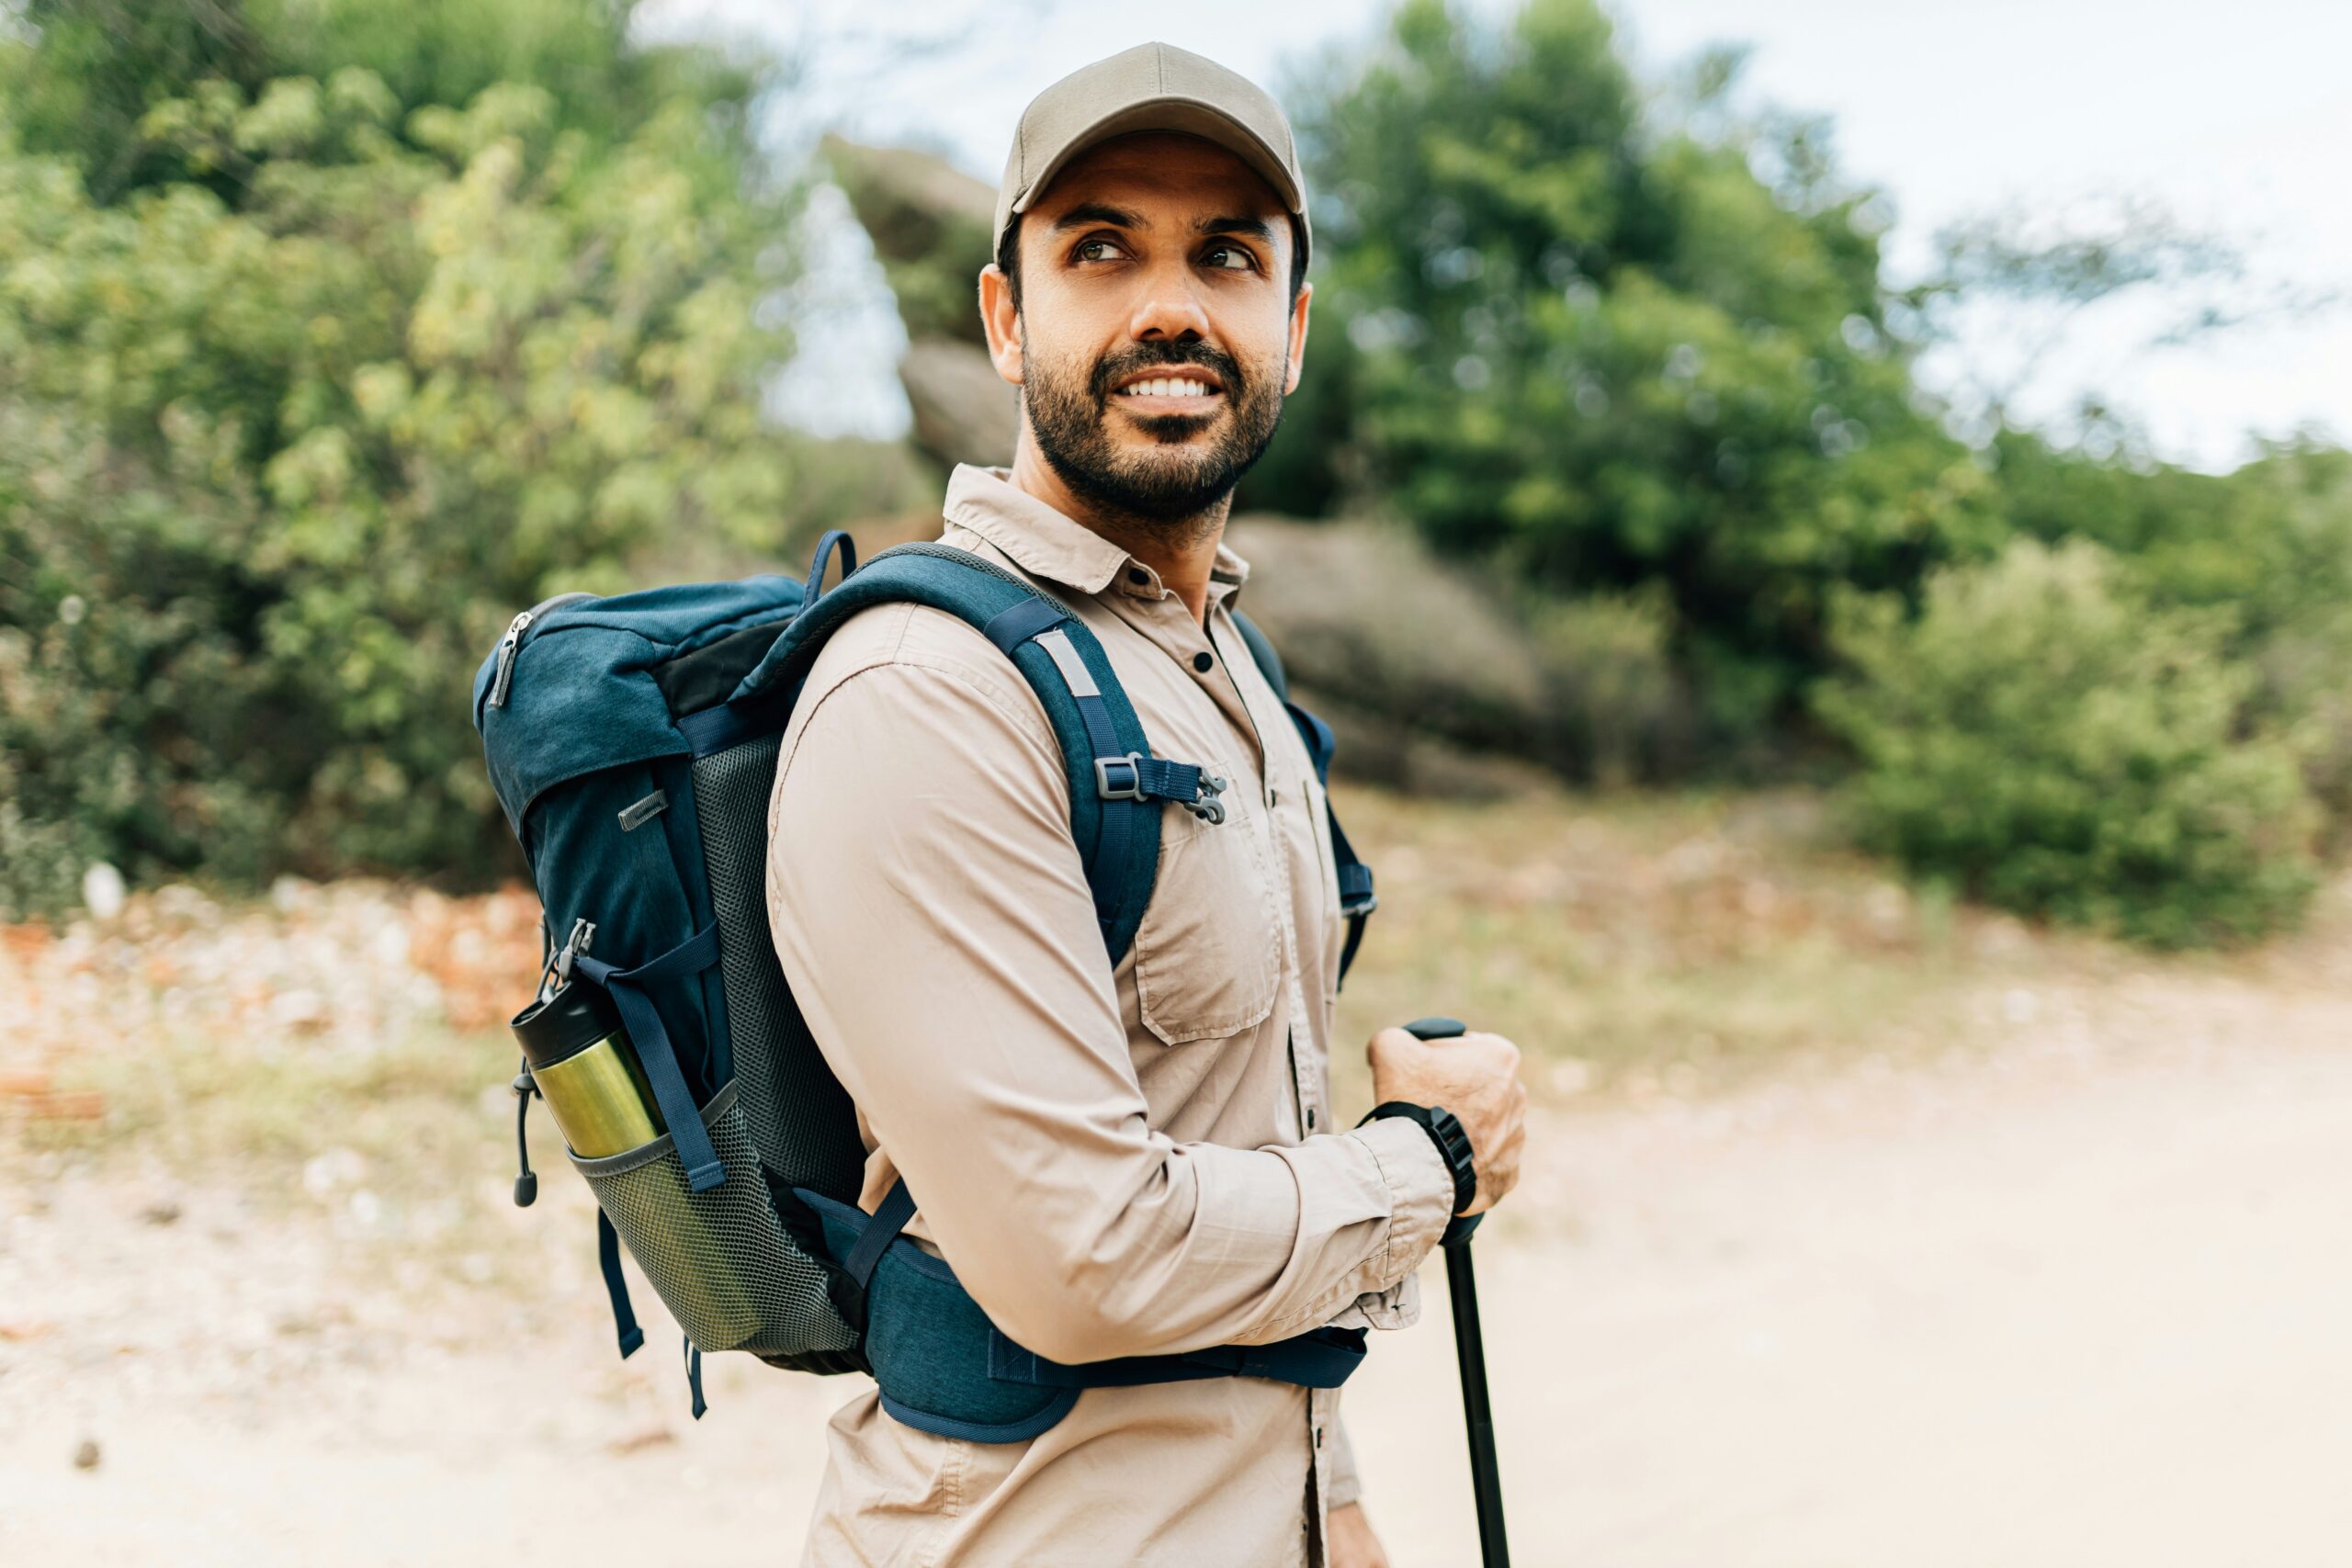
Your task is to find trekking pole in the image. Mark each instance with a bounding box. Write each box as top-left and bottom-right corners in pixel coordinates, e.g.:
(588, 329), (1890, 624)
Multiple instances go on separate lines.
(1404, 1015), (1510, 1568)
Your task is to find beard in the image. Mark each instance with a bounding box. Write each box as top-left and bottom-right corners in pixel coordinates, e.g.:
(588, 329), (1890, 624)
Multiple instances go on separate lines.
(1021, 337), (1285, 532)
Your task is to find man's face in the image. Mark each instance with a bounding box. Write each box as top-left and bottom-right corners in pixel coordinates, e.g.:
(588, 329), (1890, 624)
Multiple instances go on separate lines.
(983, 131), (1309, 530)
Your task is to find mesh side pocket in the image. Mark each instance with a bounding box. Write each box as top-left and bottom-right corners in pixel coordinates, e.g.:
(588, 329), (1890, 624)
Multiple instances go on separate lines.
(689, 738), (865, 1200)
(573, 1082), (857, 1358)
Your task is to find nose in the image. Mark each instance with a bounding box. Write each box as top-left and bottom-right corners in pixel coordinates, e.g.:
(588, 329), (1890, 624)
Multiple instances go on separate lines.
(1125, 256), (1213, 344)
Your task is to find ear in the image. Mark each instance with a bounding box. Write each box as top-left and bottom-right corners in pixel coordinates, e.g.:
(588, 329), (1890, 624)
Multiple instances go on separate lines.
(978, 264), (1024, 387)
(1282, 279), (1311, 397)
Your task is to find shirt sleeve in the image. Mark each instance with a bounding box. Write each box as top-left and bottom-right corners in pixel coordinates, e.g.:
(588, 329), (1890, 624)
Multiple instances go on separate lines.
(765, 637), (1455, 1368)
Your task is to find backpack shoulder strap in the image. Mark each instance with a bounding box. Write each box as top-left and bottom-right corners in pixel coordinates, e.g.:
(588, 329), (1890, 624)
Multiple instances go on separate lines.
(1228, 607), (1291, 702)
(1227, 609), (1378, 988)
(735, 539), (1225, 965)
(746, 537), (1242, 1314)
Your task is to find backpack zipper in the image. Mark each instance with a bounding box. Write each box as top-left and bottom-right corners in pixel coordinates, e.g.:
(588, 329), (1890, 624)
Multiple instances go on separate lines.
(486, 592), (596, 709)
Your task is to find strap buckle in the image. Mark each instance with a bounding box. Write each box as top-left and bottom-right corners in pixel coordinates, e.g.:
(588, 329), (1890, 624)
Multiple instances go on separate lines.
(1184, 772), (1228, 826)
(1094, 751), (1146, 801)
(1095, 751), (1228, 825)
(544, 916), (595, 1000)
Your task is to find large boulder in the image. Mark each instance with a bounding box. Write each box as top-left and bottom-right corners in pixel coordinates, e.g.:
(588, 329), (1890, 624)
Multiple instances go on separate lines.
(1224, 514), (1546, 755)
(821, 137), (1017, 468)
(821, 135), (996, 350)
(1227, 514), (1702, 787)
(900, 336), (1018, 470)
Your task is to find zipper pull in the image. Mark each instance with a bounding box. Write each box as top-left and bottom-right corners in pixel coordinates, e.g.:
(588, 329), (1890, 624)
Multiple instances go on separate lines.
(487, 609), (534, 708)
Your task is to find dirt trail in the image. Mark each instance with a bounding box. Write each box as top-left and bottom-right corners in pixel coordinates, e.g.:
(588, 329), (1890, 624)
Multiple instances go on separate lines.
(7, 973), (2350, 1565)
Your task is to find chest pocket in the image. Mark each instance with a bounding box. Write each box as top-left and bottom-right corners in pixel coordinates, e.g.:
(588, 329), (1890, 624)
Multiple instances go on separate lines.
(1131, 755), (1283, 1045)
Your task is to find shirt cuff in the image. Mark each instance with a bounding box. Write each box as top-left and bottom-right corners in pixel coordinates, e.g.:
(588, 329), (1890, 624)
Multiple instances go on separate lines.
(1328, 1268), (1421, 1333)
(1344, 1112), (1456, 1289)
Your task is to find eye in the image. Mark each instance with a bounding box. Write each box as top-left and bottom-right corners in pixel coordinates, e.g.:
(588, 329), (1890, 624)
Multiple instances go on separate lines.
(1203, 243), (1258, 273)
(1075, 238), (1125, 263)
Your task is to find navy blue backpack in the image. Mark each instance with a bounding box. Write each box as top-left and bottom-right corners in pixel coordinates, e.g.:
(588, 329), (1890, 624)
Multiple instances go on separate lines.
(473, 529), (1377, 1433)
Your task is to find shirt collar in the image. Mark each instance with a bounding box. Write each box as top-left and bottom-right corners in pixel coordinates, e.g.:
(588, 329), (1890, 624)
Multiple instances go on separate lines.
(943, 463), (1252, 613)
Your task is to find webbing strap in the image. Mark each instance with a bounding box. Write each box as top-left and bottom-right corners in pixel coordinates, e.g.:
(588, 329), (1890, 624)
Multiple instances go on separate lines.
(983, 598), (1140, 955)
(980, 594), (1064, 651)
(1329, 810), (1374, 984)
(596, 1210), (645, 1358)
(842, 1175), (916, 1293)
(677, 695), (786, 757)
(684, 1334), (707, 1420)
(1168, 1325), (1366, 1386)
(574, 923), (726, 1190)
(1102, 753), (1217, 810)
(1283, 698), (1377, 986)
(988, 1322), (1369, 1392)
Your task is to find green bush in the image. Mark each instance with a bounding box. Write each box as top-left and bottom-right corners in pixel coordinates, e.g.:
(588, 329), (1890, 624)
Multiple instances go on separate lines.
(1816, 539), (2320, 947)
(1517, 584), (1701, 785)
(0, 3), (804, 919)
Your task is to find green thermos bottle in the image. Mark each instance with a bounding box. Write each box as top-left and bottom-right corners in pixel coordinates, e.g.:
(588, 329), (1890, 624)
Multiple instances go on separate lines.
(510, 979), (665, 1158)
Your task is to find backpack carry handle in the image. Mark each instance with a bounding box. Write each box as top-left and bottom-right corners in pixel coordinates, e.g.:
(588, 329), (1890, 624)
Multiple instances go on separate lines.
(798, 529), (859, 616)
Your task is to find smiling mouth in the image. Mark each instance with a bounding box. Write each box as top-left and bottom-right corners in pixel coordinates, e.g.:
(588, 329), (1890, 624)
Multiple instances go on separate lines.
(1111, 374), (1224, 414)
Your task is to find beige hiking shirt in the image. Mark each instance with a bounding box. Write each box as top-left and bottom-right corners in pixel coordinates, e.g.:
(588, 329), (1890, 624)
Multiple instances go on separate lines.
(764, 463), (1456, 1566)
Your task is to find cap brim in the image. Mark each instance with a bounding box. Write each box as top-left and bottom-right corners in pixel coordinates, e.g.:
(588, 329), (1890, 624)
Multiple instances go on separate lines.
(1012, 96), (1304, 231)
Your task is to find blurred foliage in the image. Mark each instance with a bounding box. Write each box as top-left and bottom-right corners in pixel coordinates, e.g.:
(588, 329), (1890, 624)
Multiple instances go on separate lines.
(1266, 0), (2004, 745)
(0, 0), (803, 919)
(1818, 540), (2319, 948)
(1991, 433), (2352, 834)
(3, 0), (2346, 953)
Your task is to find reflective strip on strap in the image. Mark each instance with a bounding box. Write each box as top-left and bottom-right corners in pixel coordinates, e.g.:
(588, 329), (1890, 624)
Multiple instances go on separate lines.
(1035, 628), (1100, 697)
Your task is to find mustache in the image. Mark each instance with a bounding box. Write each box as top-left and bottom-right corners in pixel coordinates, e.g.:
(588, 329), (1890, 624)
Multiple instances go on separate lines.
(1091, 344), (1242, 399)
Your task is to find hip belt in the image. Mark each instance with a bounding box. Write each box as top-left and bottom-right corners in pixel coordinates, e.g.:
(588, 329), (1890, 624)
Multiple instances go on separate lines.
(788, 1182), (1369, 1443)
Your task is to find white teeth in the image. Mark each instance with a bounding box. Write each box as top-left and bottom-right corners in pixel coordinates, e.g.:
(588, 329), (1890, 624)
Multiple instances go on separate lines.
(1120, 378), (1212, 398)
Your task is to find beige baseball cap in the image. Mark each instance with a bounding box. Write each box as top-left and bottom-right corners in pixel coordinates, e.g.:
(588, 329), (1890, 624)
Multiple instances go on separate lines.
(991, 41), (1310, 269)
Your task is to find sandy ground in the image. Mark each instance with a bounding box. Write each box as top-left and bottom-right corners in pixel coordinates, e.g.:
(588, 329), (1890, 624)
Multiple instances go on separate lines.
(6, 971), (2349, 1566)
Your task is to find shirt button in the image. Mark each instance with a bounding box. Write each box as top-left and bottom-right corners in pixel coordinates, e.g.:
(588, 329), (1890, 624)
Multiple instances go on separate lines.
(1306, 1106), (1317, 1129)
(1193, 650), (1214, 671)
(1127, 567), (1150, 587)
(1315, 1426), (1324, 1449)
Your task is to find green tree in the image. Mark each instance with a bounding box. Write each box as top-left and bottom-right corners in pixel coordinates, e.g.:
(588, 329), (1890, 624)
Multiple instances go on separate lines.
(1276, 0), (2001, 737)
(0, 1), (802, 917)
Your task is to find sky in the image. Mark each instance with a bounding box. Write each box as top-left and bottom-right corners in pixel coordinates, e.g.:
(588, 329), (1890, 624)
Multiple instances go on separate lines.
(650, 0), (2351, 472)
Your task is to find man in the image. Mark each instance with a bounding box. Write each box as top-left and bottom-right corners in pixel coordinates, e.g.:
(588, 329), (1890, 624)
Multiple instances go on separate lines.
(767, 41), (1531, 1568)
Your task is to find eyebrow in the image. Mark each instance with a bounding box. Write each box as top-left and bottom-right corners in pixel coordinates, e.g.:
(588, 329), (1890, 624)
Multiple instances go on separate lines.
(1049, 202), (1275, 245)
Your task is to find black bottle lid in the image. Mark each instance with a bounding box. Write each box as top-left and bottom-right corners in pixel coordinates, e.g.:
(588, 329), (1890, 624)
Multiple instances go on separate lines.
(510, 979), (626, 1072)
